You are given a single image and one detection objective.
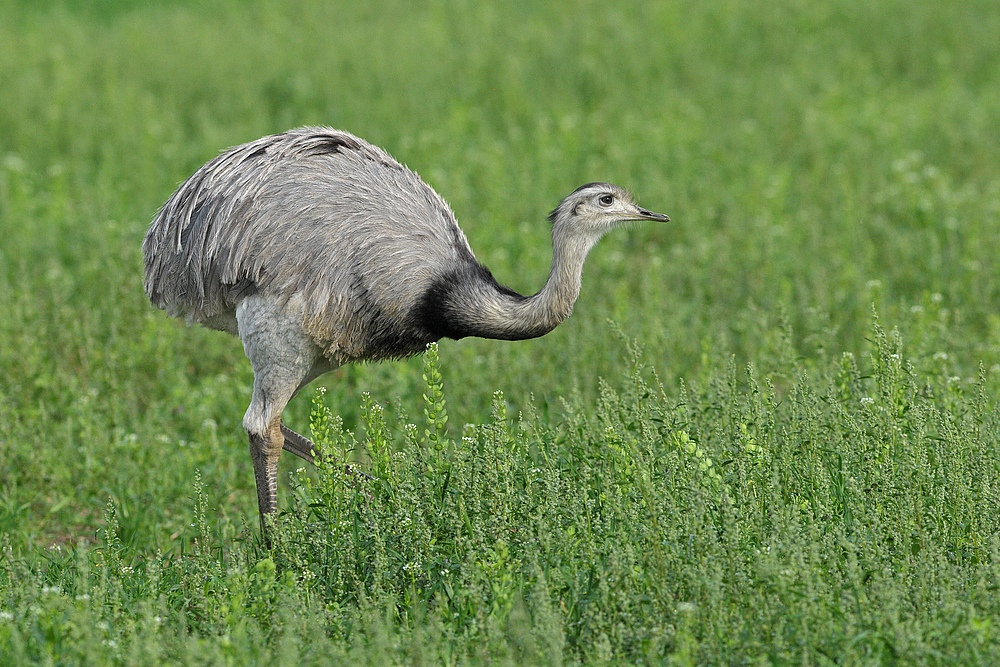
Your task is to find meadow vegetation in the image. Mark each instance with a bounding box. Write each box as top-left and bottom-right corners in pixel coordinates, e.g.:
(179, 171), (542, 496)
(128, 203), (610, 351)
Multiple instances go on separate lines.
(1, 0), (999, 663)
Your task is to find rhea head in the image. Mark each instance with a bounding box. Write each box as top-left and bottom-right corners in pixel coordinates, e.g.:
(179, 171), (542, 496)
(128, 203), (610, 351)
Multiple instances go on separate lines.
(547, 182), (670, 238)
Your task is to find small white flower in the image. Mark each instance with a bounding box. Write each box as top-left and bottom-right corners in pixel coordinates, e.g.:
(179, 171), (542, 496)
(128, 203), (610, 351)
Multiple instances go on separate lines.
(0, 611), (13, 622)
(41, 586), (61, 595)
(933, 352), (949, 361)
(861, 397), (875, 407)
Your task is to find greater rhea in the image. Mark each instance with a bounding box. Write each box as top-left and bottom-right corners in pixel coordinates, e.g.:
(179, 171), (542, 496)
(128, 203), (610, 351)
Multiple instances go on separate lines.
(143, 127), (669, 531)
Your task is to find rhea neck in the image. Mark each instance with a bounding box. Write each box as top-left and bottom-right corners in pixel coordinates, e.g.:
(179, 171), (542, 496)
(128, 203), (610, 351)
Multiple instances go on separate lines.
(422, 225), (603, 342)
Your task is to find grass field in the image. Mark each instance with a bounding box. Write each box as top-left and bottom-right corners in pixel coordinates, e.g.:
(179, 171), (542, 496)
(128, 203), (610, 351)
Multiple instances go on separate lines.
(2, 0), (1000, 663)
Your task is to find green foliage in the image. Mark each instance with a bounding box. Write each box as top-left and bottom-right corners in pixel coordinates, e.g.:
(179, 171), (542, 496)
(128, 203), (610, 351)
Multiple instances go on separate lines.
(1, 0), (1000, 662)
(4, 323), (1000, 662)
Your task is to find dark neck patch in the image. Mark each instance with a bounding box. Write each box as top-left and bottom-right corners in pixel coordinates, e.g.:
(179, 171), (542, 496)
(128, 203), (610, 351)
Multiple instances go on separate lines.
(415, 262), (527, 341)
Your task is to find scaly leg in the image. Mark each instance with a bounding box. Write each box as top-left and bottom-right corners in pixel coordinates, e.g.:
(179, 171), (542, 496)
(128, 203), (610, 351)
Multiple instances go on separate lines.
(249, 421), (284, 520)
(281, 422), (317, 464)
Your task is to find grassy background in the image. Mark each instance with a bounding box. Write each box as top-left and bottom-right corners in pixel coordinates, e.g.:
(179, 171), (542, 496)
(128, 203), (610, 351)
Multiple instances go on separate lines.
(1, 0), (1000, 663)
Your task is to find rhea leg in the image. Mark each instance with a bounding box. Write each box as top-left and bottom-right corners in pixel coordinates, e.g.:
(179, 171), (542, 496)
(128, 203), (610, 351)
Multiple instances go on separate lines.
(237, 297), (322, 526)
(281, 423), (317, 464)
(248, 423), (285, 521)
(244, 368), (312, 522)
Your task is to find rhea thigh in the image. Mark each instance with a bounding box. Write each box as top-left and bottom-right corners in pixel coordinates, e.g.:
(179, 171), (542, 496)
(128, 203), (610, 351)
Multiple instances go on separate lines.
(236, 295), (323, 438)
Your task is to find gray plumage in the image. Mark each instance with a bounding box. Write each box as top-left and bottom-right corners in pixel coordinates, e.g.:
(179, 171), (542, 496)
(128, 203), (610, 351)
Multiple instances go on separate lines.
(143, 126), (669, 532)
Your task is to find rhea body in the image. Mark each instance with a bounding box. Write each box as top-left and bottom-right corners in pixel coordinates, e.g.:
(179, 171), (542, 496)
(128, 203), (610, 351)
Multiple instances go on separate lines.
(143, 127), (669, 527)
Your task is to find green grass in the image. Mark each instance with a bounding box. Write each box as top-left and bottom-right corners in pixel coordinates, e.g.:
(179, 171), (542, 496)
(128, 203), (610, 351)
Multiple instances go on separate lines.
(1, 0), (1000, 663)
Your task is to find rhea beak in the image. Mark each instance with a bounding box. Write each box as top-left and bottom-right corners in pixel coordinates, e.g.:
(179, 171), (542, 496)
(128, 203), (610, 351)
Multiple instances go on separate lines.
(636, 207), (670, 222)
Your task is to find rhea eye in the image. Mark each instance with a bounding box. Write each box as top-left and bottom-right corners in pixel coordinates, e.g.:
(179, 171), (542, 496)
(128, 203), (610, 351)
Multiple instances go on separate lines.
(599, 194), (614, 206)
